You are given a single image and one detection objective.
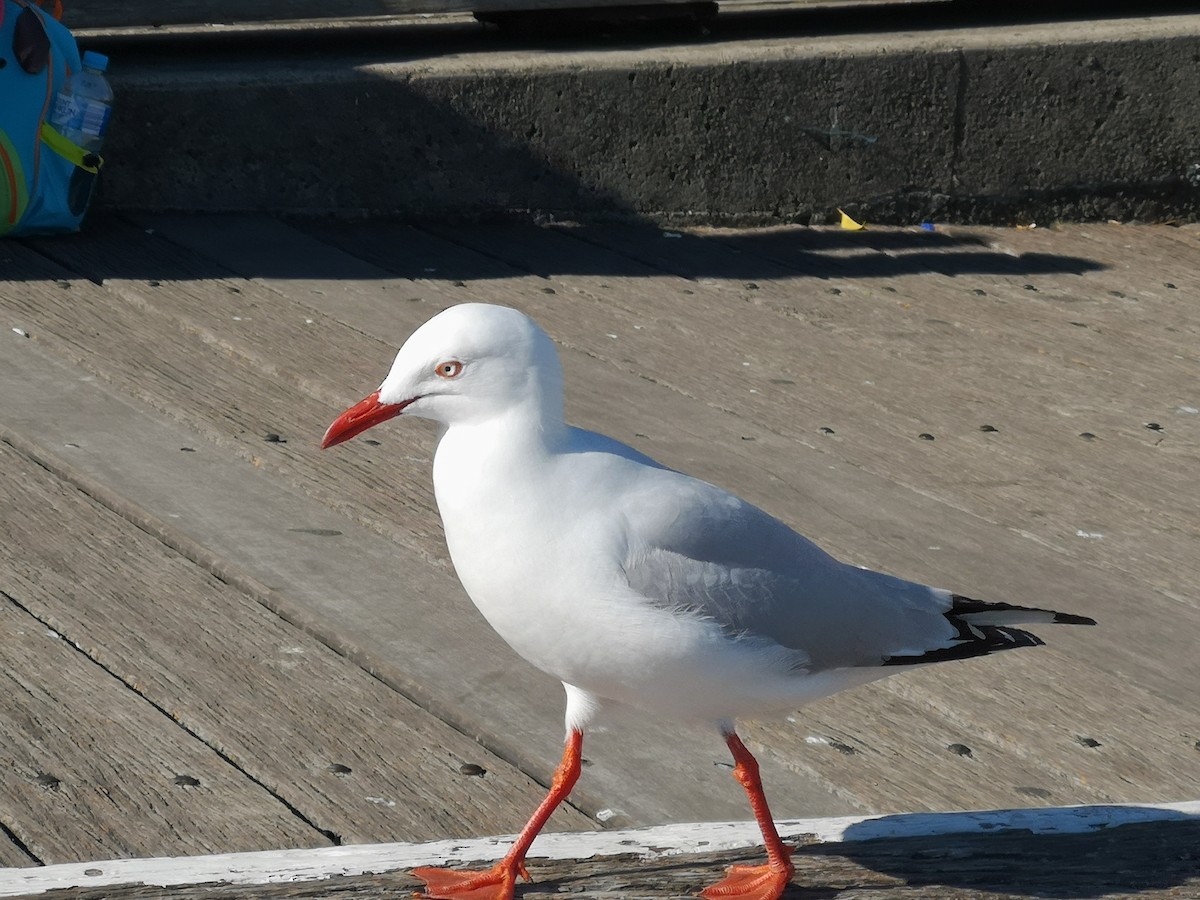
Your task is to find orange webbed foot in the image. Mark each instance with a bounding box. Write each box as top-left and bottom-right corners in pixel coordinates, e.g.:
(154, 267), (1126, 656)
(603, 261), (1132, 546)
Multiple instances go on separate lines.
(411, 860), (530, 900)
(697, 861), (795, 900)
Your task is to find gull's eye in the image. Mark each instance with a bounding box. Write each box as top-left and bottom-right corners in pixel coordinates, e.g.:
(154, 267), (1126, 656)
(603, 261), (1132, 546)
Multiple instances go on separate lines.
(435, 360), (464, 379)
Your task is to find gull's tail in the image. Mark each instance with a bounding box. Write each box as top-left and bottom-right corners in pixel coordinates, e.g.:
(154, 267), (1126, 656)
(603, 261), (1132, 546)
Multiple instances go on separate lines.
(881, 594), (1095, 666)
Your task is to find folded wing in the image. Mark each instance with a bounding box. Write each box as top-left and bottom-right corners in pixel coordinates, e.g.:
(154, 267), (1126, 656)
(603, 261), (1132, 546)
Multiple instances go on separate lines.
(619, 468), (1094, 672)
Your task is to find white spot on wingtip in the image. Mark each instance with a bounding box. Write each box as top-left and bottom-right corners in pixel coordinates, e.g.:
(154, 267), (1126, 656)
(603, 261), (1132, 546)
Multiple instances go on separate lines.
(1075, 530), (1104, 539)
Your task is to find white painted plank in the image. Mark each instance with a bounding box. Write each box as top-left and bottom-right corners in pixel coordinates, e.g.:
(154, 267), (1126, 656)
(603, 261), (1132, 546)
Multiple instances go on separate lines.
(3, 802), (1197, 897)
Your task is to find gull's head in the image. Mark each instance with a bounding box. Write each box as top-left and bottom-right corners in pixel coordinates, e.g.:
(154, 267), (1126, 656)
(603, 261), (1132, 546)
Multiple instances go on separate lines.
(322, 303), (563, 448)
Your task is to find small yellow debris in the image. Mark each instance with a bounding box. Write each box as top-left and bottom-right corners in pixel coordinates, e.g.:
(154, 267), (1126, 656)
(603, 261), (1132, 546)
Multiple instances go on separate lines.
(837, 208), (866, 231)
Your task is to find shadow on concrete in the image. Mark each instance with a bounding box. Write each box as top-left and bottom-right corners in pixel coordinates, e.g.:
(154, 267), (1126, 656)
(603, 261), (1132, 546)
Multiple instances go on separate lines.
(802, 809), (1200, 898)
(76, 0), (1200, 232)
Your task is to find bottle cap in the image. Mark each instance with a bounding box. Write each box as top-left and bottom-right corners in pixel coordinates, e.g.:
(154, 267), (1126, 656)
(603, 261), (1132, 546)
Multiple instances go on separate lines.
(81, 50), (109, 72)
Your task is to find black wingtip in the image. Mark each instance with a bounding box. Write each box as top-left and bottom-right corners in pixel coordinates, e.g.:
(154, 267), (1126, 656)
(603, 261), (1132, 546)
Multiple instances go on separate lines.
(881, 625), (1045, 666)
(948, 594), (1096, 627)
(880, 597), (1095, 668)
(1053, 612), (1097, 626)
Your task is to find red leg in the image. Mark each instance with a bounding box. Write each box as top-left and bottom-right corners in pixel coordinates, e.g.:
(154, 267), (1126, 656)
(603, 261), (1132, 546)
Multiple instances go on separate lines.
(699, 731), (795, 900)
(412, 729), (584, 900)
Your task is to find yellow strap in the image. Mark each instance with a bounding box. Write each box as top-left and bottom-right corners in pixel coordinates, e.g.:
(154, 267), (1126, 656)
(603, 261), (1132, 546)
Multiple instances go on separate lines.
(39, 123), (103, 173)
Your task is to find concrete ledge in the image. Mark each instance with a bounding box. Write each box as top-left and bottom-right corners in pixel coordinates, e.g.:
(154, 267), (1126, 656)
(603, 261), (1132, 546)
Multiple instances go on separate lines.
(93, 10), (1200, 225)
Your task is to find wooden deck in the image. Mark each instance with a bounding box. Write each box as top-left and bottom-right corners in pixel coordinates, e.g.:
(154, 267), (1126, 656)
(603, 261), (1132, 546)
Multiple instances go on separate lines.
(1, 216), (1198, 896)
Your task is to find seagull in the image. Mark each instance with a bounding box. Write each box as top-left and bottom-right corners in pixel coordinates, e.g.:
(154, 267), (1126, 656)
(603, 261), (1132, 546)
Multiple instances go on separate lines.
(322, 303), (1094, 900)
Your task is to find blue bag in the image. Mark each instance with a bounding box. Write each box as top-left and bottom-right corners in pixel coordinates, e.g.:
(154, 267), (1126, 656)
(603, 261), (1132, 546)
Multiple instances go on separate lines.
(1, 0), (102, 237)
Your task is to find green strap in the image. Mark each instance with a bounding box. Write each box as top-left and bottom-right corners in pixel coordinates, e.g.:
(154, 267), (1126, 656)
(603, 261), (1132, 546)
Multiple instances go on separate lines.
(39, 123), (103, 173)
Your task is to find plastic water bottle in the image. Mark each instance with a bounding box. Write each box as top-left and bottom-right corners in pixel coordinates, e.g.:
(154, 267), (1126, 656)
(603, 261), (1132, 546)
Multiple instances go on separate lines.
(49, 51), (113, 154)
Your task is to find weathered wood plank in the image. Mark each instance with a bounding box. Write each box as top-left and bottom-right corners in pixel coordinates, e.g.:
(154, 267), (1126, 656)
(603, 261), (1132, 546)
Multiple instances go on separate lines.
(0, 837), (34, 871)
(134, 215), (1111, 819)
(533, 221), (1200, 586)
(8, 814), (1200, 899)
(310, 217), (1199, 626)
(141, 216), (1200, 809)
(8, 216), (1200, 832)
(16, 215), (856, 825)
(712, 223), (1200, 614)
(295, 218), (1200, 811)
(381, 218), (1200, 807)
(0, 806), (1145, 894)
(0, 588), (322, 864)
(129, 213), (1143, 819)
(425, 220), (1199, 632)
(0, 439), (588, 849)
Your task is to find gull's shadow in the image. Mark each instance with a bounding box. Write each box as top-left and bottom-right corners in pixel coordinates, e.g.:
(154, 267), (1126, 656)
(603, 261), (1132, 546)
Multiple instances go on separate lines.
(802, 807), (1200, 898)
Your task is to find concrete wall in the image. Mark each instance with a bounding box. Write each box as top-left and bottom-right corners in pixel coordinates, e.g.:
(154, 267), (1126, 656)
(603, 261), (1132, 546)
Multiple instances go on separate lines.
(95, 12), (1200, 224)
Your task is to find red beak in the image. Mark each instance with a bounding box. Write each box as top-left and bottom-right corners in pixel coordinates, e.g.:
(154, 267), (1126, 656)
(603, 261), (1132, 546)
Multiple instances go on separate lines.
(321, 391), (410, 449)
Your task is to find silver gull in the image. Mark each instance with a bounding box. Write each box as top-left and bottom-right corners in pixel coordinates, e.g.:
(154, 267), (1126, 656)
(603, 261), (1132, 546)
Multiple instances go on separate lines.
(322, 302), (1095, 900)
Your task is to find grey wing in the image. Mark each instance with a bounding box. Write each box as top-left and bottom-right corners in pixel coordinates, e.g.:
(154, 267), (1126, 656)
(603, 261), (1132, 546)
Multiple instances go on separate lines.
(618, 470), (1066, 671)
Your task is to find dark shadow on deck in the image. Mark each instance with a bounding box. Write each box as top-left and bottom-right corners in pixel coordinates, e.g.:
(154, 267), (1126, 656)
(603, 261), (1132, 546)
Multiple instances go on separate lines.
(299, 219), (1106, 284)
(813, 809), (1200, 898)
(529, 808), (1200, 899)
(501, 809), (1200, 899)
(7, 213), (1104, 286)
